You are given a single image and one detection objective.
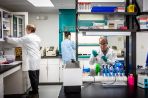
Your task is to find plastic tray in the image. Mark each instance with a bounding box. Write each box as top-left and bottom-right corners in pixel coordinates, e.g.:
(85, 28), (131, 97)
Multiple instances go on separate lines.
(91, 6), (117, 12)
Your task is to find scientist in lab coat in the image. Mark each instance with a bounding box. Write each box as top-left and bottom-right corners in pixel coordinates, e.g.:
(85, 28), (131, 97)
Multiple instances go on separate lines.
(89, 36), (117, 66)
(5, 24), (41, 95)
(61, 31), (76, 64)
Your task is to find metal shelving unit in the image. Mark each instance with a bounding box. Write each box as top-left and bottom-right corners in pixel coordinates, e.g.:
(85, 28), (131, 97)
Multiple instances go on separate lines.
(76, 0), (138, 75)
(78, 29), (136, 32)
(77, 12), (137, 15)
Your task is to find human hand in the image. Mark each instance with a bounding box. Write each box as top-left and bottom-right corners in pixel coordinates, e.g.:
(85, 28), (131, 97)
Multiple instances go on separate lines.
(101, 56), (108, 62)
(92, 50), (98, 57)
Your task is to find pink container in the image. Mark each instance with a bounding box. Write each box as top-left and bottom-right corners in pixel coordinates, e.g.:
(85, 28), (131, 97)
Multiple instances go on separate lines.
(128, 74), (134, 86)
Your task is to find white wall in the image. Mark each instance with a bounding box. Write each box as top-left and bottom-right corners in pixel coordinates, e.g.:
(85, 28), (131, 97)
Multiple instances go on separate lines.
(108, 36), (124, 50)
(136, 32), (148, 67)
(28, 12), (59, 47)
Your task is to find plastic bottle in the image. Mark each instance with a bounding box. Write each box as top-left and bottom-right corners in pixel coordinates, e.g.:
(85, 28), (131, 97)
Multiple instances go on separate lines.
(95, 63), (101, 75)
(128, 74), (135, 86)
(102, 65), (105, 76)
(109, 66), (113, 76)
(106, 65), (110, 76)
(105, 66), (108, 76)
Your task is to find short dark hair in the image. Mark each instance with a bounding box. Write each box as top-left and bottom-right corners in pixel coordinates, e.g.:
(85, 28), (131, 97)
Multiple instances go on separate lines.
(64, 31), (71, 38)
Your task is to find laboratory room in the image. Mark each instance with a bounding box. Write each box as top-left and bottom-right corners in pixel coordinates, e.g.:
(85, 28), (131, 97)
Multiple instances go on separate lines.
(0, 0), (148, 98)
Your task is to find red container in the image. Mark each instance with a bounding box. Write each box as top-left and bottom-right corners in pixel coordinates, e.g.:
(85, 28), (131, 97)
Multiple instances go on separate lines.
(128, 74), (135, 86)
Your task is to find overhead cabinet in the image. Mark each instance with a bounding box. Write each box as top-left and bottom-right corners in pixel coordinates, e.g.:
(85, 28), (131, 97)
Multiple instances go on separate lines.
(0, 9), (12, 41)
(13, 15), (24, 37)
(0, 8), (25, 41)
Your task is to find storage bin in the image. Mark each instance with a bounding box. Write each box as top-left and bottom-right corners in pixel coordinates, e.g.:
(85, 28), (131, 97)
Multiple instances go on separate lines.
(4, 55), (15, 63)
(91, 6), (117, 12)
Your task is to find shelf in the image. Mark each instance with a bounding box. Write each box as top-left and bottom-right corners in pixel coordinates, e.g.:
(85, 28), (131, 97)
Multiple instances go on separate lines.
(3, 20), (10, 23)
(79, 29), (136, 32)
(137, 29), (148, 32)
(3, 29), (10, 31)
(77, 12), (137, 15)
(78, 0), (125, 3)
(78, 43), (99, 46)
(81, 31), (132, 36)
(78, 55), (90, 58)
(139, 12), (148, 15)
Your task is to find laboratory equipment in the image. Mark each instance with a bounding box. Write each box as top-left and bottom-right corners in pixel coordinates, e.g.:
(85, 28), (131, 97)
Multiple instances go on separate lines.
(137, 74), (148, 88)
(63, 61), (82, 93)
(46, 46), (57, 56)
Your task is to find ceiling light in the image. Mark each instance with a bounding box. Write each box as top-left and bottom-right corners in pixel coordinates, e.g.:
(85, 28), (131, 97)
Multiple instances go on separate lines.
(83, 32), (131, 36)
(27, 0), (54, 7)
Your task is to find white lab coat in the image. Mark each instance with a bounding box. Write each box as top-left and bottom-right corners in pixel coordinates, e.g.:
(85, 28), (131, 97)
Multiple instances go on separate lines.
(7, 33), (41, 71)
(89, 47), (117, 66)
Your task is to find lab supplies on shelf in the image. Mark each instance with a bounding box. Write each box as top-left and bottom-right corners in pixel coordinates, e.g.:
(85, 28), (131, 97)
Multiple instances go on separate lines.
(137, 16), (148, 29)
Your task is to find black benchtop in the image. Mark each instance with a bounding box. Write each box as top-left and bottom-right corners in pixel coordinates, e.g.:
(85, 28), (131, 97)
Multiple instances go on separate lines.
(0, 62), (22, 75)
(59, 84), (148, 98)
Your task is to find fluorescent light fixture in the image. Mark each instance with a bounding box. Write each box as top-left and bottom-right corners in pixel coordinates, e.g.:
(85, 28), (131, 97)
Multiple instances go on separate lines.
(27, 0), (54, 7)
(83, 32), (131, 36)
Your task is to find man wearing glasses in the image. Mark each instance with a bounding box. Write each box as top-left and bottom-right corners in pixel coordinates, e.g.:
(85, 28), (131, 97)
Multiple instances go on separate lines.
(89, 36), (117, 66)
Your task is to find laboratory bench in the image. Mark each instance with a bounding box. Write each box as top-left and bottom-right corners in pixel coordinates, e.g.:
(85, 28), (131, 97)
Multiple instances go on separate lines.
(58, 84), (148, 98)
(0, 61), (30, 98)
(0, 61), (22, 74)
(41, 56), (61, 59)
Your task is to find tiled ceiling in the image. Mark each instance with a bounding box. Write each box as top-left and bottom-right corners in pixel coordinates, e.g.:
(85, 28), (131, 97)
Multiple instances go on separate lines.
(0, 0), (75, 13)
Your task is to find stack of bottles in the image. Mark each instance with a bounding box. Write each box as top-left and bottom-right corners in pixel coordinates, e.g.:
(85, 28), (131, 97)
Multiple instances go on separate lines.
(101, 62), (125, 77)
(82, 61), (125, 77)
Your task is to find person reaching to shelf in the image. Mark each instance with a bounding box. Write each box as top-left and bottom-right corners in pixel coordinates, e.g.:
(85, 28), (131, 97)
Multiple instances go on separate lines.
(4, 24), (41, 95)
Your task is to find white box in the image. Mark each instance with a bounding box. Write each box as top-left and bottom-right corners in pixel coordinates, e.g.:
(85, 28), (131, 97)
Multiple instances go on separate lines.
(137, 74), (148, 88)
(63, 62), (82, 86)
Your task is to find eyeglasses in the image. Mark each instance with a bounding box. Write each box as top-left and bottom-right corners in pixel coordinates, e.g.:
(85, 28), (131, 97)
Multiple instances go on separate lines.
(99, 43), (107, 46)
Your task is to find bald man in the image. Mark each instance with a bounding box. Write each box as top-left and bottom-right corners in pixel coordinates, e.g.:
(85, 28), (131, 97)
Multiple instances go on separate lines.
(89, 36), (117, 66)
